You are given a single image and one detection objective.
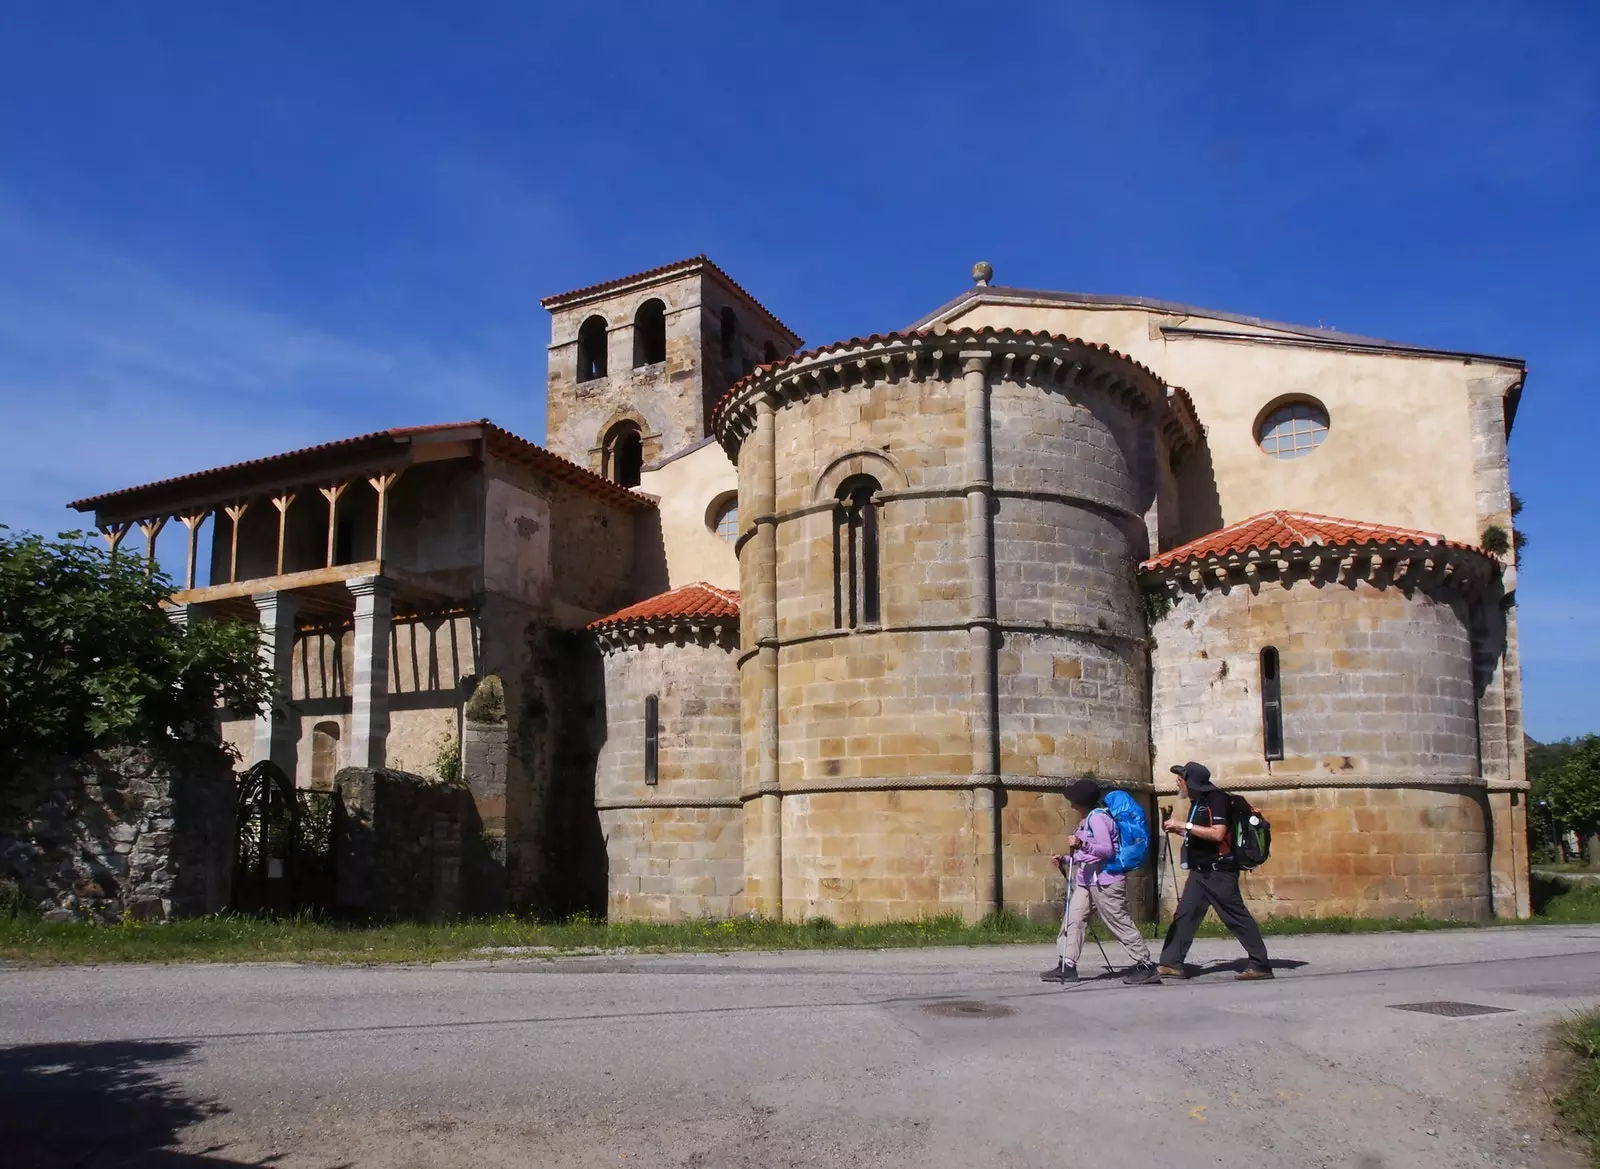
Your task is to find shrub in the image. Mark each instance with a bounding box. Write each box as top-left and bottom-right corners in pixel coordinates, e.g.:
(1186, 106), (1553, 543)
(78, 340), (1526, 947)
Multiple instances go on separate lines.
(0, 528), (272, 767)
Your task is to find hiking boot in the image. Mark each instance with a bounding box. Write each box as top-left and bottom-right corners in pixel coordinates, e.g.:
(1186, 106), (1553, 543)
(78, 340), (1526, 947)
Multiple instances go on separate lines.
(1235, 964), (1275, 981)
(1156, 964), (1188, 980)
(1121, 961), (1161, 986)
(1040, 962), (1078, 983)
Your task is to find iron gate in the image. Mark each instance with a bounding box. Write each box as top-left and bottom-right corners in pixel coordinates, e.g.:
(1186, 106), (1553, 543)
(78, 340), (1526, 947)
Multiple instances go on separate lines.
(233, 760), (343, 915)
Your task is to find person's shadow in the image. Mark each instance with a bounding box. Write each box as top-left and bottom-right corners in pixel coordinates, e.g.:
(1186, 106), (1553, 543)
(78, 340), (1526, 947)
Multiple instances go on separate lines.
(0, 1038), (332, 1167)
(1085, 957), (1308, 981)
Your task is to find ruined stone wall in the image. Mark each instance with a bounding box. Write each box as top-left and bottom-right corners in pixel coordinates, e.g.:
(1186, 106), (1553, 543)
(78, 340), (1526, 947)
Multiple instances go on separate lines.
(1149, 573), (1495, 918)
(595, 636), (742, 919)
(0, 745), (236, 921)
(332, 766), (487, 920)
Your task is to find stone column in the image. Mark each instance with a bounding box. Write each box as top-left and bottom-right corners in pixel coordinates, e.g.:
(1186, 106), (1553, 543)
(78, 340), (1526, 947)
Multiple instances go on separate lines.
(347, 576), (395, 770)
(252, 591), (300, 772)
(749, 394), (783, 919)
(962, 351), (1002, 914)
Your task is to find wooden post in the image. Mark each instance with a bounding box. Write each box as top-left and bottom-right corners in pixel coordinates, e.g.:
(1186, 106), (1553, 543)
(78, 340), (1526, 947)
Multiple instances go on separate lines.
(223, 502), (250, 584)
(99, 523), (131, 561)
(178, 512), (209, 590)
(137, 517), (168, 578)
(271, 492), (296, 575)
(319, 482), (349, 567)
(367, 472), (400, 564)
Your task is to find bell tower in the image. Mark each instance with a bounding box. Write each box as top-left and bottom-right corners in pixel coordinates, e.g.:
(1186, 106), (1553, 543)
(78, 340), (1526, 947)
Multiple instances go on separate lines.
(540, 256), (802, 483)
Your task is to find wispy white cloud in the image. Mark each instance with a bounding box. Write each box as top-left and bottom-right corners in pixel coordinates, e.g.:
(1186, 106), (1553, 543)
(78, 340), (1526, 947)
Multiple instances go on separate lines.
(0, 197), (539, 570)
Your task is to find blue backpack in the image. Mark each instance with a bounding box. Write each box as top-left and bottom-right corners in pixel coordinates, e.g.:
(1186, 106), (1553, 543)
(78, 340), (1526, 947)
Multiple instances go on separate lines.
(1101, 789), (1150, 874)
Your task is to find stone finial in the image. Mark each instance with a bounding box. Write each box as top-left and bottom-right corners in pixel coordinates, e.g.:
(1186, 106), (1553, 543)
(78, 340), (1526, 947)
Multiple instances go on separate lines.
(971, 261), (993, 287)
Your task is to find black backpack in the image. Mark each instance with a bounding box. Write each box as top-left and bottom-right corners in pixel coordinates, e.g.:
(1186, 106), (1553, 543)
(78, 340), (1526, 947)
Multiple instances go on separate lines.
(1225, 793), (1271, 870)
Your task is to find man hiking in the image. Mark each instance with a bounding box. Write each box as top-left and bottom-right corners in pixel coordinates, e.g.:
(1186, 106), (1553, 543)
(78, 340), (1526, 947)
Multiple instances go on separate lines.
(1158, 762), (1273, 980)
(1041, 778), (1161, 986)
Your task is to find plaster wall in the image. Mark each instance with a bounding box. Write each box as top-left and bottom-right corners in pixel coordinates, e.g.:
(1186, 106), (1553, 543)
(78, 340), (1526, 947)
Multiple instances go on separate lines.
(637, 440), (739, 590)
(941, 300), (1516, 548)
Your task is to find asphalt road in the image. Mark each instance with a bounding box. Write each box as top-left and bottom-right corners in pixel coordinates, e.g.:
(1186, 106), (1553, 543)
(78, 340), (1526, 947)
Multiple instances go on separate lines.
(3, 927), (1599, 1168)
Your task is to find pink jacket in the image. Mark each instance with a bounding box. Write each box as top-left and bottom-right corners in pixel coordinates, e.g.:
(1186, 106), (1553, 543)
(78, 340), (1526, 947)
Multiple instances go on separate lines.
(1068, 808), (1123, 887)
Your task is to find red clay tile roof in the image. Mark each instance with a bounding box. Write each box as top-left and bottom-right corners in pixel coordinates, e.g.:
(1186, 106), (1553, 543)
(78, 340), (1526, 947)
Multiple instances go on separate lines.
(587, 582), (740, 630)
(710, 326), (1169, 439)
(1142, 510), (1488, 572)
(70, 420), (655, 517)
(539, 255), (801, 344)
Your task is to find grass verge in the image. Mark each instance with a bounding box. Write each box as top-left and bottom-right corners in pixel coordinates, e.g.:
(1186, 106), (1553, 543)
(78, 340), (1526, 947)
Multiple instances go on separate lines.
(1555, 1009), (1600, 1167)
(2, 879), (1597, 967)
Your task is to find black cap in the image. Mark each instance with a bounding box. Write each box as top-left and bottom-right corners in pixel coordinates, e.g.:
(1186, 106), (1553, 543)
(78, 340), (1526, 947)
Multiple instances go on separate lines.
(1063, 778), (1101, 808)
(1170, 762), (1215, 791)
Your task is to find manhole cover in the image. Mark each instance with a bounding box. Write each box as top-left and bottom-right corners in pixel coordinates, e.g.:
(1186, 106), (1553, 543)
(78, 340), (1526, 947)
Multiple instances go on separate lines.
(918, 999), (1016, 1019)
(1388, 1001), (1514, 1017)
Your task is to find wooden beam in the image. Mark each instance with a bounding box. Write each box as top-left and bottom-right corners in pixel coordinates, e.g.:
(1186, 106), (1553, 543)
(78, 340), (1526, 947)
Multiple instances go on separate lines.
(367, 471), (401, 564)
(137, 516), (168, 577)
(178, 512), (209, 590)
(319, 482), (349, 568)
(99, 522), (131, 560)
(222, 502), (250, 584)
(271, 492), (296, 575)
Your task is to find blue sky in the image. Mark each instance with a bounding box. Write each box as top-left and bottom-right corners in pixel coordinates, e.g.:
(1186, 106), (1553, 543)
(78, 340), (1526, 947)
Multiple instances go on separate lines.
(0, 2), (1594, 739)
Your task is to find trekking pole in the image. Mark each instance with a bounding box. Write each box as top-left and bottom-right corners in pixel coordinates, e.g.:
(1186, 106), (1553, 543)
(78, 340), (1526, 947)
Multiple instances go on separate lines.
(1162, 814), (1182, 929)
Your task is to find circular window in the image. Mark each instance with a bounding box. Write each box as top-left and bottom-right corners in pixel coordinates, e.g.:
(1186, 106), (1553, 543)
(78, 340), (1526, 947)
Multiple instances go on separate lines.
(1257, 399), (1330, 460)
(707, 495), (739, 544)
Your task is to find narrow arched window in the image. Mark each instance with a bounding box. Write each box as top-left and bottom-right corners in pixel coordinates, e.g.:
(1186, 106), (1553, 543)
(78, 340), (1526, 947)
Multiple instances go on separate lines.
(1260, 647), (1284, 761)
(644, 694), (659, 785)
(577, 315), (608, 381)
(632, 298), (666, 367)
(763, 341), (778, 365)
(833, 475), (882, 629)
(603, 421), (644, 487)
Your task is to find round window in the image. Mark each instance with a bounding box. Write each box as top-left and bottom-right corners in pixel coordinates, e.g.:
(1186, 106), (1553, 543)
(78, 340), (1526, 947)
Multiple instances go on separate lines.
(1256, 399), (1330, 460)
(708, 495), (739, 544)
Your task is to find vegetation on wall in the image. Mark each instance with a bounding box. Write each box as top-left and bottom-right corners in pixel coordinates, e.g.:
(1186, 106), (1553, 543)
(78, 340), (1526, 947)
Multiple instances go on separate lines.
(0, 528), (273, 768)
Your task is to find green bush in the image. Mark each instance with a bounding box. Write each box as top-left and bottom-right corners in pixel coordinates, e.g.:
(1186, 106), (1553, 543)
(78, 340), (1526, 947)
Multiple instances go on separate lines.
(0, 528), (272, 766)
(1555, 1010), (1600, 1166)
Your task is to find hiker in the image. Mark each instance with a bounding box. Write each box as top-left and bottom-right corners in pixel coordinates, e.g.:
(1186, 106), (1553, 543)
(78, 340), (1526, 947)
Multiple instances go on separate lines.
(1157, 762), (1273, 981)
(1040, 778), (1161, 986)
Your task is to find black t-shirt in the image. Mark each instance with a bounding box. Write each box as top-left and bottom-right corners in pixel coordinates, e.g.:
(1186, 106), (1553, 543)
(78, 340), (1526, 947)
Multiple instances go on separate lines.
(1183, 789), (1232, 868)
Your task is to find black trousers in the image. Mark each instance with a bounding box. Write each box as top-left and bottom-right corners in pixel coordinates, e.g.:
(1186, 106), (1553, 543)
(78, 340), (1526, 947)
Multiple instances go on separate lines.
(1159, 867), (1270, 968)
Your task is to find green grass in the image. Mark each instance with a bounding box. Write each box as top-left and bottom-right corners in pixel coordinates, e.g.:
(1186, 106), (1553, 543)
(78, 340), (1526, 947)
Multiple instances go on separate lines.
(1555, 1010), (1600, 1167)
(3, 885), (1599, 967)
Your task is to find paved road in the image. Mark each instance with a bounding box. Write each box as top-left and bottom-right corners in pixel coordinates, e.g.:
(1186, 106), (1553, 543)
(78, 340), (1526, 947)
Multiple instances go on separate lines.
(3, 927), (1599, 1168)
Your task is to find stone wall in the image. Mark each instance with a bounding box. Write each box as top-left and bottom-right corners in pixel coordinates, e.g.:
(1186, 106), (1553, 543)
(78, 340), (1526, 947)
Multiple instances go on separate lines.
(595, 635), (742, 919)
(1148, 567), (1501, 918)
(1156, 786), (1491, 921)
(332, 766), (485, 920)
(1150, 575), (1482, 786)
(0, 745), (236, 922)
(725, 332), (1167, 924)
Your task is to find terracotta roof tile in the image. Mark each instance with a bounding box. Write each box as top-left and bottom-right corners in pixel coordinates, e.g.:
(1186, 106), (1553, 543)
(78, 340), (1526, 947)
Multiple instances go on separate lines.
(1141, 510), (1488, 572)
(539, 255), (801, 344)
(587, 582), (740, 630)
(70, 420), (655, 516)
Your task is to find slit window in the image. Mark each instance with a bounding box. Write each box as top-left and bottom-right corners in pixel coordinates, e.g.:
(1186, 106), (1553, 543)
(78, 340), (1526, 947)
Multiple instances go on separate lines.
(833, 475), (882, 629)
(644, 694), (659, 785)
(577, 315), (608, 381)
(1260, 646), (1284, 761)
(632, 298), (666, 367)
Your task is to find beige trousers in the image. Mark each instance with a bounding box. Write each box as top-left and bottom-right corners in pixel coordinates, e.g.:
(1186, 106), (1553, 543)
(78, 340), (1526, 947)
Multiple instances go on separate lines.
(1055, 879), (1151, 968)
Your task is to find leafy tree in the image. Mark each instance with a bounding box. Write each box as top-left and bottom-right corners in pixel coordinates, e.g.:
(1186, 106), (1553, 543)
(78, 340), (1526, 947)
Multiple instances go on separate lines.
(1544, 736), (1600, 845)
(0, 528), (272, 765)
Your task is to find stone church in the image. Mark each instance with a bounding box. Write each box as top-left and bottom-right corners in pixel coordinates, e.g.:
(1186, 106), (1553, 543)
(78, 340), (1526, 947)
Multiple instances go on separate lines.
(70, 256), (1531, 924)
